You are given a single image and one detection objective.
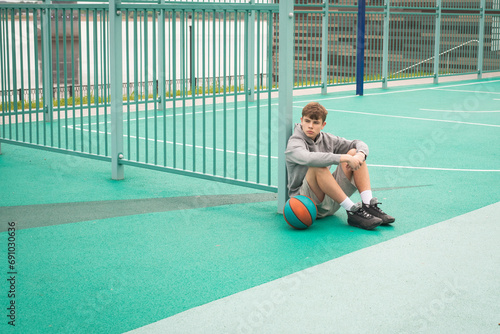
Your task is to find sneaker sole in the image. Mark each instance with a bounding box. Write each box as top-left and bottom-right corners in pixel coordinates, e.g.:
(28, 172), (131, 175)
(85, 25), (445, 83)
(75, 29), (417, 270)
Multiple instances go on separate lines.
(381, 217), (396, 225)
(347, 219), (382, 230)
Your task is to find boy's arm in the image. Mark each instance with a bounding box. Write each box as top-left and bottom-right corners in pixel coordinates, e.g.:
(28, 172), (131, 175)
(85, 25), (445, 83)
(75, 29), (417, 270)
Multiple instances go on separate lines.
(340, 152), (365, 171)
(331, 135), (369, 170)
(285, 138), (340, 167)
(329, 135), (368, 157)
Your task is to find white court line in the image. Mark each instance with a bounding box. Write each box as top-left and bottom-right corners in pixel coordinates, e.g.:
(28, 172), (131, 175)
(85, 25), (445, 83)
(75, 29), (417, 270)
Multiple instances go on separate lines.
(292, 79), (500, 104)
(64, 126), (279, 160)
(433, 88), (500, 94)
(293, 106), (500, 128)
(63, 126), (499, 172)
(368, 164), (500, 172)
(420, 108), (500, 113)
(88, 103), (279, 127)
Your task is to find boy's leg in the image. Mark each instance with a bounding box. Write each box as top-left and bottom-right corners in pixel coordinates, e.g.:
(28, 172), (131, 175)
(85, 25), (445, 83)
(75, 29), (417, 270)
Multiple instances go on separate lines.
(303, 164), (382, 230)
(305, 167), (348, 204)
(342, 149), (395, 224)
(341, 148), (371, 193)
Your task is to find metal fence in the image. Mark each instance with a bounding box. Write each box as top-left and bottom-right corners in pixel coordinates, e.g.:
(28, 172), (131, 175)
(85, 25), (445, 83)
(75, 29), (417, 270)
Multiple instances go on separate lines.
(290, 0), (500, 91)
(0, 0), (280, 192)
(0, 0), (499, 194)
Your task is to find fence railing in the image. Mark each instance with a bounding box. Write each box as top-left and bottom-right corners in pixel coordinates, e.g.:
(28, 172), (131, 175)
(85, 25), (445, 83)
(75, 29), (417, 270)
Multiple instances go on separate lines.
(1, 73), (272, 107)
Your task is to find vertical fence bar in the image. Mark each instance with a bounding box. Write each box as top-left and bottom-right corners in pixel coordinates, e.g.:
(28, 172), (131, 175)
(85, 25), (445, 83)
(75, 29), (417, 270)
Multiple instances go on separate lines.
(55, 8), (61, 143)
(478, 0), (486, 78)
(321, 0), (329, 95)
(110, 0), (124, 180)
(234, 10), (239, 179)
(18, 9), (25, 143)
(172, 9), (177, 168)
(158, 3), (165, 113)
(143, 9), (149, 164)
(103, 9), (109, 156)
(164, 10), (169, 167)
(277, 1), (294, 213)
(267, 10), (272, 186)
(244, 9), (249, 181)
(134, 10), (139, 162)
(180, 10), (186, 170)
(11, 8), (18, 142)
(356, 0), (366, 95)
(211, 9), (215, 175)
(382, 2), (390, 88)
(70, 9), (76, 151)
(256, 10), (261, 184)
(93, 9), (99, 154)
(62, 9), (69, 149)
(190, 9), (195, 172)
(0, 8), (5, 147)
(201, 9), (206, 173)
(222, 10), (227, 178)
(6, 8), (11, 138)
(86, 9), (91, 153)
(434, 0), (442, 83)
(27, 8), (33, 144)
(42, 1), (53, 122)
(77, 8), (82, 151)
(248, 0), (255, 102)
(0, 9), (2, 154)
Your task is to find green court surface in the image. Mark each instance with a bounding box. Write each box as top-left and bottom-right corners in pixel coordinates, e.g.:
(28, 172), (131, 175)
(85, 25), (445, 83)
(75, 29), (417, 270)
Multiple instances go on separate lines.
(0, 79), (499, 333)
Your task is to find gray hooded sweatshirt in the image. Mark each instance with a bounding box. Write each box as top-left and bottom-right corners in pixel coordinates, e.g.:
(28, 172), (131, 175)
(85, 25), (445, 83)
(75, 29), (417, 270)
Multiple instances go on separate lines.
(285, 123), (369, 197)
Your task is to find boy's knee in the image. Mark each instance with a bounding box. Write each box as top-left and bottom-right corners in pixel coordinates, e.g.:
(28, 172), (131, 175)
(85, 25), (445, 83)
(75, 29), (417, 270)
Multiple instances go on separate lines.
(347, 148), (357, 156)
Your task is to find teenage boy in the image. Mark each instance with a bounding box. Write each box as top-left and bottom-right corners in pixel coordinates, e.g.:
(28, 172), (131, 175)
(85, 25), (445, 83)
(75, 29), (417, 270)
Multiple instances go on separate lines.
(285, 102), (395, 230)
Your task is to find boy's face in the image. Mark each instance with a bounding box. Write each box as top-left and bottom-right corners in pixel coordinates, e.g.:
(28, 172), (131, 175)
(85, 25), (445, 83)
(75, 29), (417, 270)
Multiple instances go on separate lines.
(300, 116), (326, 140)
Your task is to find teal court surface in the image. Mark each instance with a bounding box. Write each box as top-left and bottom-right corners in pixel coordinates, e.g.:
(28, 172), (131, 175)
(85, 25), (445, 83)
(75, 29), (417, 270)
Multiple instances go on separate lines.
(1, 78), (499, 333)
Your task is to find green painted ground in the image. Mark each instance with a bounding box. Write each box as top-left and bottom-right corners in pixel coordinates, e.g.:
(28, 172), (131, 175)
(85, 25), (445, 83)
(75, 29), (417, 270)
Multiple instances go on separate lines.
(0, 79), (499, 333)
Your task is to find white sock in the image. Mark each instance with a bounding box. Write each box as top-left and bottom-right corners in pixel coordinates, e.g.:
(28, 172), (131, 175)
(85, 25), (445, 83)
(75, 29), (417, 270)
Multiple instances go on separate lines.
(340, 197), (356, 211)
(360, 190), (373, 205)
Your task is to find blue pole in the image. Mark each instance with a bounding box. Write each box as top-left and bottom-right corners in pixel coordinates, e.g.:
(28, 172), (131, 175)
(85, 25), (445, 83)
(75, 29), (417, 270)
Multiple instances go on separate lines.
(356, 0), (366, 96)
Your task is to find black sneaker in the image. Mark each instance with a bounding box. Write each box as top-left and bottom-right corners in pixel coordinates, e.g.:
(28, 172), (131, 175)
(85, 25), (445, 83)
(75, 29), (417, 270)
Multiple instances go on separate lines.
(347, 203), (383, 230)
(362, 198), (395, 225)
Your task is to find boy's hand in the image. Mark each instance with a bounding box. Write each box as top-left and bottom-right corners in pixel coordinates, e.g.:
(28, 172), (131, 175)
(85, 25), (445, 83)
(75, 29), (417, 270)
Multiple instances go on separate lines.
(346, 155), (364, 171)
(354, 152), (366, 162)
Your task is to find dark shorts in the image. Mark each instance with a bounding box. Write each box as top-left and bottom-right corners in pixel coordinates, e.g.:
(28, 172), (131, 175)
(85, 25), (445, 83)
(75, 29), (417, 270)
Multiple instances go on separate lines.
(299, 165), (357, 219)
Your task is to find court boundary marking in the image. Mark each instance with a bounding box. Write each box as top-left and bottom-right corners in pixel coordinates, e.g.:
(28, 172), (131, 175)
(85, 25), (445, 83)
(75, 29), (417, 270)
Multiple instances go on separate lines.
(292, 79), (500, 104)
(419, 108), (500, 113)
(63, 125), (277, 160)
(432, 88), (500, 94)
(292, 106), (500, 128)
(54, 126), (500, 172)
(368, 164), (500, 172)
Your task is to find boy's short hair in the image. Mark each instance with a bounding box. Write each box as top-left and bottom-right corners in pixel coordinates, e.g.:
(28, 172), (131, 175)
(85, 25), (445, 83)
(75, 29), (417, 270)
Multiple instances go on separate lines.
(302, 102), (328, 122)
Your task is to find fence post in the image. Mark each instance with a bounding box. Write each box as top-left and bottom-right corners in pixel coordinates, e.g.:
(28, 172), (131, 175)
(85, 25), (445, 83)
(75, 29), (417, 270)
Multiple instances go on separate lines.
(42, 0), (53, 122)
(321, 0), (329, 95)
(382, 0), (390, 89)
(478, 0), (486, 79)
(158, 1), (166, 110)
(248, 0), (256, 102)
(433, 0), (442, 84)
(110, 0), (124, 180)
(356, 0), (366, 96)
(277, 0), (294, 213)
